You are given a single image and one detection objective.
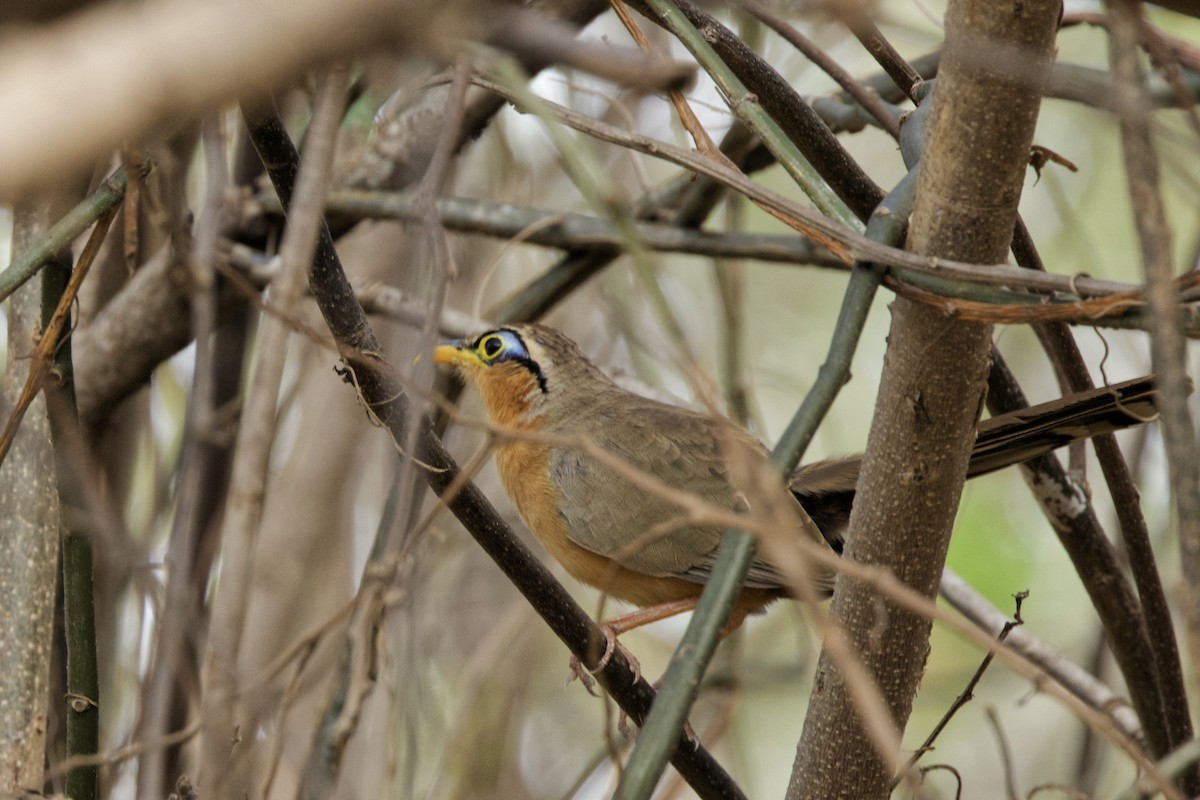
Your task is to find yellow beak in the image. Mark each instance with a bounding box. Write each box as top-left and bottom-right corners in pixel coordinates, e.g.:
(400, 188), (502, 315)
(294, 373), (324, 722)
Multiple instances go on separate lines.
(434, 342), (482, 369)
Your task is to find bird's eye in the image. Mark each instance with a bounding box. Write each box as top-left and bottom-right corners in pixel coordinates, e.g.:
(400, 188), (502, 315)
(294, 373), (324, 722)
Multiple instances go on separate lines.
(479, 334), (505, 360)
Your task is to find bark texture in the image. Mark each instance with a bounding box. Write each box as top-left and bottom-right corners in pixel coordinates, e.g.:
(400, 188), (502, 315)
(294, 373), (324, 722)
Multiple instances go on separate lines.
(788, 2), (1061, 797)
(0, 206), (62, 794)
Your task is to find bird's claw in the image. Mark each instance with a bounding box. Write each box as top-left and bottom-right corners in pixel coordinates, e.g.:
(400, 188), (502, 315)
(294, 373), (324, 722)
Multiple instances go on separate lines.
(594, 624), (642, 683)
(566, 655), (601, 696)
(565, 624), (642, 695)
(614, 712), (695, 743)
(615, 678), (699, 744)
(618, 709), (634, 740)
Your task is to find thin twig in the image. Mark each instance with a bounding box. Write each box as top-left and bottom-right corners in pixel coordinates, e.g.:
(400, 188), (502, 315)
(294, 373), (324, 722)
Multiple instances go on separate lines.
(1029, 784), (1089, 800)
(0, 166), (140, 303)
(985, 705), (1021, 800)
(1108, 8), (1200, 777)
(918, 764), (963, 800)
(625, 0), (886, 221)
(1063, 11), (1200, 137)
(620, 119), (911, 798)
(713, 204), (754, 427)
(261, 188), (843, 266)
(833, 1), (925, 100)
(393, 54), (472, 554)
(43, 720), (201, 783)
(253, 187), (1200, 333)
(639, 0), (858, 227)
(376, 344), (1177, 796)
(199, 67), (350, 796)
(734, 0), (901, 137)
(985, 351), (1175, 759)
(1011, 206), (1193, 767)
(486, 55), (721, 409)
(940, 571), (1141, 743)
(138, 115), (231, 799)
(0, 200), (117, 466)
(241, 81), (749, 800)
(609, 0), (722, 158)
(298, 59), (474, 798)
(473, 74), (1181, 302)
(895, 592), (1028, 786)
(484, 5), (695, 92)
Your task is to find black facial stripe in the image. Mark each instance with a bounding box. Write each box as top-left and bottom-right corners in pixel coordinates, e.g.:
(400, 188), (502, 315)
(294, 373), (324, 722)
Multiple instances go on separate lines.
(502, 330), (548, 393)
(472, 328), (548, 393)
(514, 356), (548, 394)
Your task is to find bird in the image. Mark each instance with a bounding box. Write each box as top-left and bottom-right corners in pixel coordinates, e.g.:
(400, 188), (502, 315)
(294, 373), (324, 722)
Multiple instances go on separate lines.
(435, 323), (1159, 666)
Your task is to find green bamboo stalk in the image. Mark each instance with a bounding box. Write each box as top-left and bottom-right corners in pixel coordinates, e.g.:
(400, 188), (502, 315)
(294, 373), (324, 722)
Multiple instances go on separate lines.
(641, 0), (861, 230)
(616, 164), (919, 800)
(0, 166), (137, 303)
(40, 215), (102, 800)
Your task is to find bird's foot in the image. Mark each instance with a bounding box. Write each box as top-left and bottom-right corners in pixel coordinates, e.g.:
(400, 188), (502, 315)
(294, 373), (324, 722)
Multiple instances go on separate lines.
(684, 719), (699, 749)
(615, 717), (699, 747)
(618, 707), (635, 739)
(565, 624), (642, 696)
(566, 655), (599, 696)
(594, 624), (642, 681)
(616, 677), (698, 746)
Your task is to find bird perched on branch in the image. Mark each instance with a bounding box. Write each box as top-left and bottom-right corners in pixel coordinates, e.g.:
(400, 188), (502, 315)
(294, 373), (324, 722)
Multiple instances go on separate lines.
(435, 323), (1158, 666)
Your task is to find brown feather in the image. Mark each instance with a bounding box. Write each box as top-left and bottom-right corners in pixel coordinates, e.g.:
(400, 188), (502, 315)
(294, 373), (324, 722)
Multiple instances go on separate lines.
(444, 323), (1166, 625)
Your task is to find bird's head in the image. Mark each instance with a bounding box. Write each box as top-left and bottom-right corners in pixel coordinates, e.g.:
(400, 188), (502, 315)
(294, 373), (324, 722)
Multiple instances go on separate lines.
(435, 324), (608, 428)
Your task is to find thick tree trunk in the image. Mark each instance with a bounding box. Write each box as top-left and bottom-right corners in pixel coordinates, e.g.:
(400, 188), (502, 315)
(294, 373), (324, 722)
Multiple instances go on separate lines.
(788, 2), (1061, 797)
(0, 205), (63, 795)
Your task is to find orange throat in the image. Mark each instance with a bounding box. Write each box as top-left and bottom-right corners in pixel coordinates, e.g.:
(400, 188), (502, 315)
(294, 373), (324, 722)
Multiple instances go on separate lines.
(473, 365), (541, 430)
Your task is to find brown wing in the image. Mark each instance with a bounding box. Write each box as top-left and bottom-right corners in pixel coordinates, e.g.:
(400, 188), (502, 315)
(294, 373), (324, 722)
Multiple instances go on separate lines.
(968, 375), (1159, 477)
(787, 374), (1166, 550)
(789, 458), (860, 553)
(548, 395), (809, 589)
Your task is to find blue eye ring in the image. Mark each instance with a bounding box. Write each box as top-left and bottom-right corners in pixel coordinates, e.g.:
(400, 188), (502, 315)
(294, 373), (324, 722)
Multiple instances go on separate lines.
(467, 329), (547, 392)
(474, 330), (529, 364)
